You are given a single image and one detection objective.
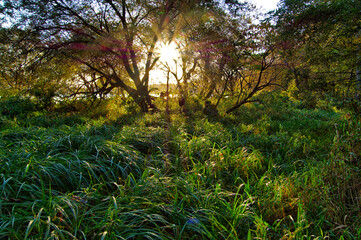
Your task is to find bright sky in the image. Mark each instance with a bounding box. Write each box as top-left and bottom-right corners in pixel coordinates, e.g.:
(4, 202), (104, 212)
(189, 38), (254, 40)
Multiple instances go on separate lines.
(250, 0), (279, 12)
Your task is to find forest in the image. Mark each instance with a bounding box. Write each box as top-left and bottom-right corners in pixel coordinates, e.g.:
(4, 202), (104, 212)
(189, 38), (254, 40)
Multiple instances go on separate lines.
(0, 0), (360, 239)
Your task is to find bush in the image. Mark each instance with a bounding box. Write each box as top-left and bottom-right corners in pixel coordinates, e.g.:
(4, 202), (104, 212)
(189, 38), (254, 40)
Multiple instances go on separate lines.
(0, 96), (38, 118)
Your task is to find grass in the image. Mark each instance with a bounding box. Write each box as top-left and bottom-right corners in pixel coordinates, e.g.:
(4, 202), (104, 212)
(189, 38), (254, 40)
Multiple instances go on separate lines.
(0, 92), (360, 239)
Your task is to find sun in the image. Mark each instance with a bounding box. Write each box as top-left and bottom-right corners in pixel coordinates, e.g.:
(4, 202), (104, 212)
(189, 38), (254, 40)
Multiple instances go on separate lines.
(159, 42), (180, 65)
(150, 42), (181, 85)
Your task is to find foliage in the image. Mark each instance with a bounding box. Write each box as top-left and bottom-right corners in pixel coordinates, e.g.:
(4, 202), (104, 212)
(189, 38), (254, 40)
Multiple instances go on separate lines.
(0, 96), (38, 118)
(273, 0), (361, 103)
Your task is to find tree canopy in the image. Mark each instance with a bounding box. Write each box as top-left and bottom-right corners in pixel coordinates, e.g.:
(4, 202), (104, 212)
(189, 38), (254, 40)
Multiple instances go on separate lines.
(1, 0), (360, 113)
(1, 0), (258, 111)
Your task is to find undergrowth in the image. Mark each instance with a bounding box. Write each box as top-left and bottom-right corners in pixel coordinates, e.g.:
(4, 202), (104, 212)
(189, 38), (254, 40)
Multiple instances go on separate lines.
(0, 93), (360, 239)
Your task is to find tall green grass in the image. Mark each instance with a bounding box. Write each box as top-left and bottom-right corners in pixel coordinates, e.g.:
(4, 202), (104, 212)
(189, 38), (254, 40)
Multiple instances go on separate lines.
(0, 93), (360, 239)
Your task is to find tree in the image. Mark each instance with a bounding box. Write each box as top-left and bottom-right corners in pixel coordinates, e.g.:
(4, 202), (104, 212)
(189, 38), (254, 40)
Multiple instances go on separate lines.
(273, 0), (361, 101)
(224, 21), (284, 113)
(1, 0), (234, 112)
(0, 27), (39, 94)
(179, 8), (282, 114)
(0, 26), (73, 108)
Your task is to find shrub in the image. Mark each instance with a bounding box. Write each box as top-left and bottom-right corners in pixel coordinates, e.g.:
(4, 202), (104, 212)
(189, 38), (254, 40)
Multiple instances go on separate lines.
(0, 96), (38, 118)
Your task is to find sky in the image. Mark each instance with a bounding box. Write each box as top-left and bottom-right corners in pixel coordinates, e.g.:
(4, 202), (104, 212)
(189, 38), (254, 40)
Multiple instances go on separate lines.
(250, 0), (280, 12)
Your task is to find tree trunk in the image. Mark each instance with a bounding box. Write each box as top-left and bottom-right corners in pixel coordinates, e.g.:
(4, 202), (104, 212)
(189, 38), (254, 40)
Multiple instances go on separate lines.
(125, 86), (151, 113)
(205, 83), (215, 99)
(166, 71), (170, 121)
(215, 76), (229, 107)
(356, 57), (361, 100)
